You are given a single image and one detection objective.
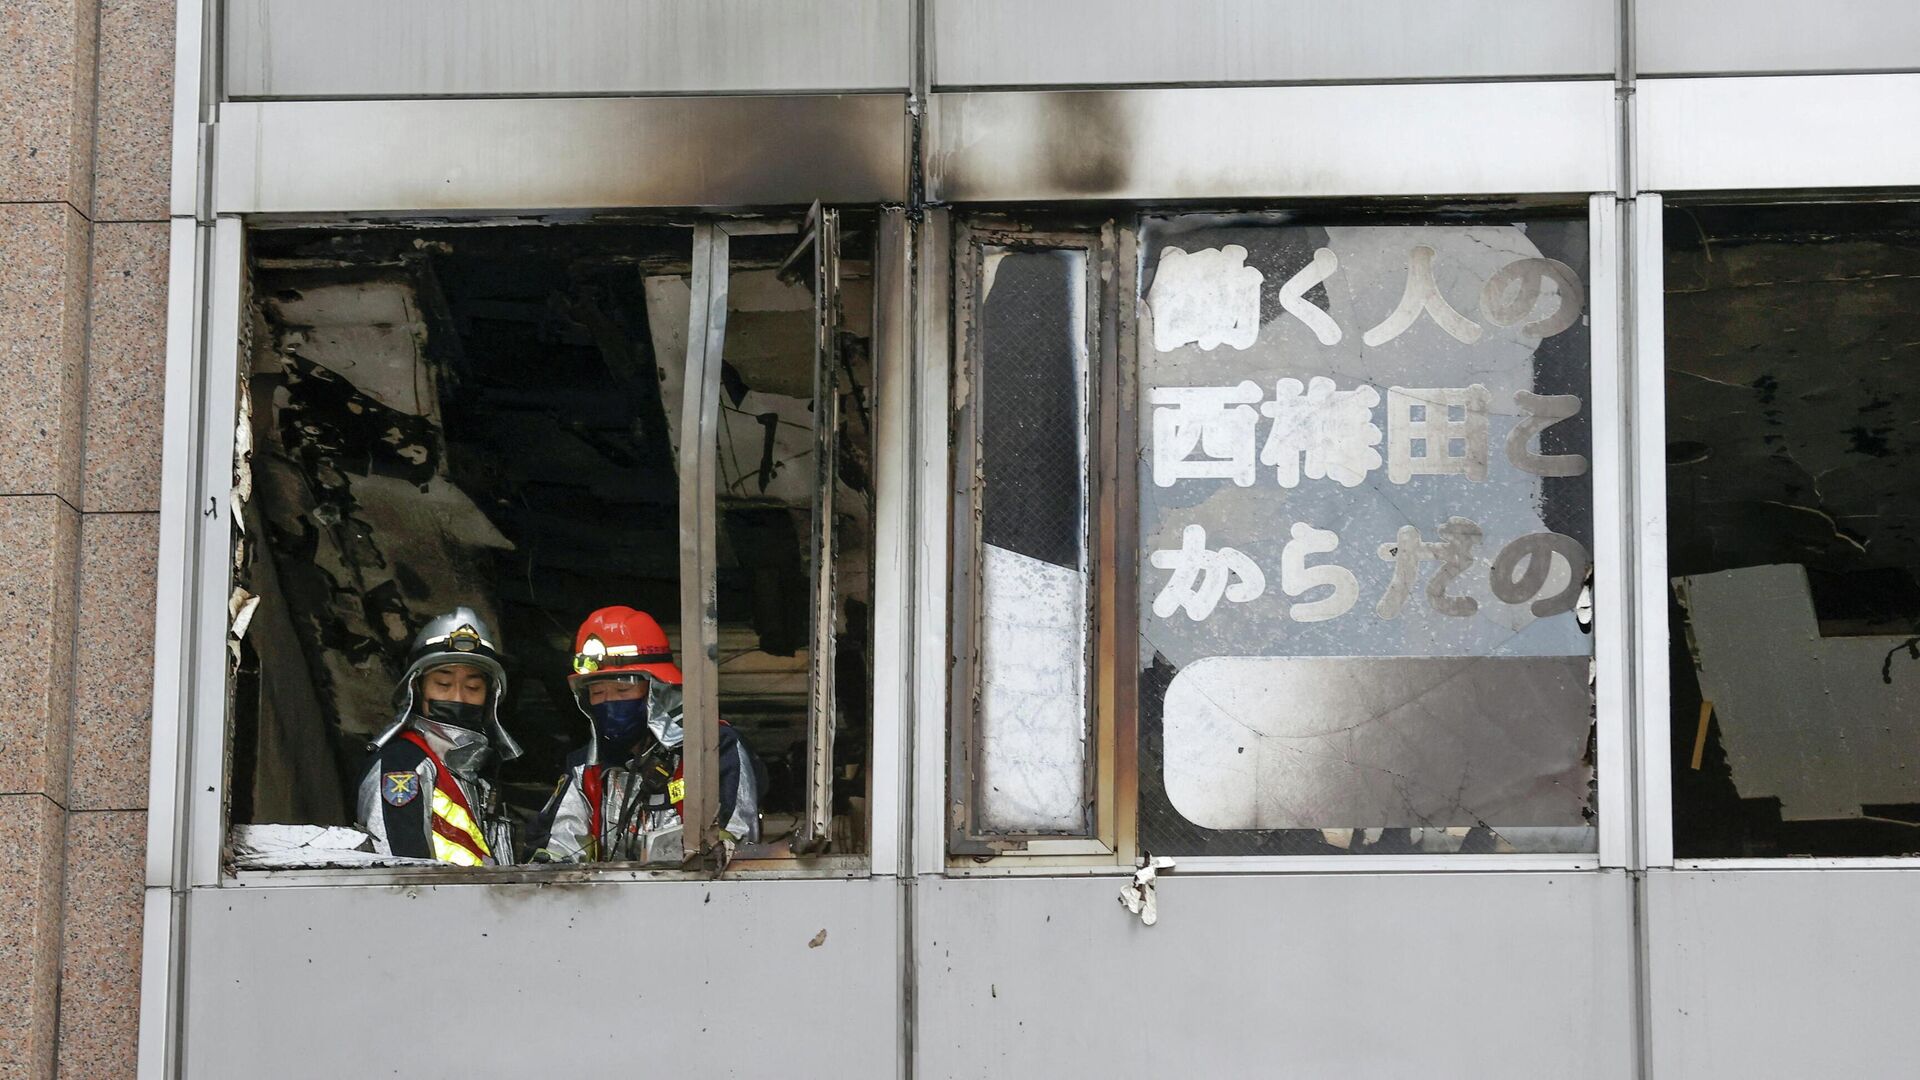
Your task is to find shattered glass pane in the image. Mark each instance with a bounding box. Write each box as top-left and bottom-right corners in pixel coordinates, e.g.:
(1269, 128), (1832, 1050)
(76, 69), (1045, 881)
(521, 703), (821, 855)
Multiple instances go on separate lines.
(1666, 202), (1920, 858)
(1136, 214), (1597, 856)
(975, 249), (1091, 835)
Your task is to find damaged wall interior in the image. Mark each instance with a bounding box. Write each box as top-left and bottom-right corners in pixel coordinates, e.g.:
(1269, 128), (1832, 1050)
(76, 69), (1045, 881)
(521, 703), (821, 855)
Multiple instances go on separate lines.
(1666, 201), (1920, 857)
(229, 218), (876, 864)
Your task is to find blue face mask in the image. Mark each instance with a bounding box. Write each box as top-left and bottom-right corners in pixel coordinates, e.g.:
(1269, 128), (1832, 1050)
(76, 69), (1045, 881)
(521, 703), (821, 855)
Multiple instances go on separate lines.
(590, 697), (650, 747)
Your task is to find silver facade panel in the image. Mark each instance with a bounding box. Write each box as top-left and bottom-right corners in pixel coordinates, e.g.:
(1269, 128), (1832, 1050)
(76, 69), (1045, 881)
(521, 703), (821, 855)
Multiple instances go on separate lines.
(182, 878), (898, 1075)
(916, 874), (1637, 1078)
(214, 96), (910, 214)
(1637, 74), (1920, 191)
(1638, 0), (1920, 76)
(933, 0), (1613, 88)
(225, 0), (909, 98)
(926, 83), (1617, 202)
(1647, 869), (1920, 1076)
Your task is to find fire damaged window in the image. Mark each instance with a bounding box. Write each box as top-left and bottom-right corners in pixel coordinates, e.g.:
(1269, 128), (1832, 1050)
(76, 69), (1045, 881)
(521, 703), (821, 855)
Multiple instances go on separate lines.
(1666, 202), (1920, 859)
(225, 217), (875, 871)
(949, 221), (1121, 855)
(1136, 212), (1597, 856)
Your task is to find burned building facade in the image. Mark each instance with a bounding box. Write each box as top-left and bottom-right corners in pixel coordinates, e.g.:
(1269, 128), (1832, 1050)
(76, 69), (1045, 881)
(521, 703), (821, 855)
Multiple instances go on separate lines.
(0, 1), (1909, 1077)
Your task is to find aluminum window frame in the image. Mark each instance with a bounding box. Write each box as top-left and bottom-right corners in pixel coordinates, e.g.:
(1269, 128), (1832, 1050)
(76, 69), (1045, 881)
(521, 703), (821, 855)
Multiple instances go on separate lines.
(149, 209), (903, 888)
(939, 197), (1628, 873)
(1638, 190), (1920, 872)
(945, 216), (1133, 864)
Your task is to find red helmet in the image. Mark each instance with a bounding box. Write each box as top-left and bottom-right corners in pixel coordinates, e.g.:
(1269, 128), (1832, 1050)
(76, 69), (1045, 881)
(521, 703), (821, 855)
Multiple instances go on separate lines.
(569, 606), (683, 688)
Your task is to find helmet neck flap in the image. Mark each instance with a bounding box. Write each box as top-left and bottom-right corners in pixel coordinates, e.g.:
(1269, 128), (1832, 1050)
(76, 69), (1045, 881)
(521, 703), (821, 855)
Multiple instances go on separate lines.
(367, 607), (522, 763)
(575, 674), (684, 765)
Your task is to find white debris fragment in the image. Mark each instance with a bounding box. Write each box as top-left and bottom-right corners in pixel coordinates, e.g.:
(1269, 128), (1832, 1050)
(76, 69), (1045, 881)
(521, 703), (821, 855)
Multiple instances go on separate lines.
(1148, 245), (1263, 353)
(229, 824), (440, 869)
(228, 587), (261, 640)
(1118, 855), (1176, 926)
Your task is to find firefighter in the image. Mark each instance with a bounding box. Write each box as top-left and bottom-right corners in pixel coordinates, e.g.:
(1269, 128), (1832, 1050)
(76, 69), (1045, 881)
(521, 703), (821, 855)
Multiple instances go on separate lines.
(357, 608), (523, 866)
(527, 605), (762, 864)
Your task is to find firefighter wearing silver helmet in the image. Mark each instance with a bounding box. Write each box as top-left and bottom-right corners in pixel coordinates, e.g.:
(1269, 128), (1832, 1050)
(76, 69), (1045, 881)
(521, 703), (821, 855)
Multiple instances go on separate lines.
(355, 607), (523, 866)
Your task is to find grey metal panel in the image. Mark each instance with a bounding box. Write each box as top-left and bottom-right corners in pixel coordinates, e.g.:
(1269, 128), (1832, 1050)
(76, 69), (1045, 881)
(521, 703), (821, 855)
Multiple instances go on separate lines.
(225, 0), (909, 98)
(213, 96), (909, 214)
(1638, 1), (1920, 76)
(926, 84), (1617, 202)
(933, 0), (1614, 88)
(1647, 869), (1920, 1077)
(916, 873), (1636, 1078)
(1637, 74), (1920, 192)
(182, 878), (896, 1075)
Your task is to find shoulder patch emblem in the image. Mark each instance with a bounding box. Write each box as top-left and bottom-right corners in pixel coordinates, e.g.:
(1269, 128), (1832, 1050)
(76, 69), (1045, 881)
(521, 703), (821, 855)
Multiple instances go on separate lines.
(383, 771), (421, 807)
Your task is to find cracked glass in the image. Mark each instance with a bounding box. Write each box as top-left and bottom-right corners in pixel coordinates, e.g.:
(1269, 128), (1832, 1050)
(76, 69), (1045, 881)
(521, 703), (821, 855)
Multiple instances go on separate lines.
(1135, 212), (1597, 856)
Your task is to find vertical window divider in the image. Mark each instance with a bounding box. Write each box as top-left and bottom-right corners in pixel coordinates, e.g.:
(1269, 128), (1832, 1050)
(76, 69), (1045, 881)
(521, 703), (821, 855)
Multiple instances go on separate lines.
(680, 221), (729, 866)
(1630, 195), (1674, 870)
(799, 205), (844, 854)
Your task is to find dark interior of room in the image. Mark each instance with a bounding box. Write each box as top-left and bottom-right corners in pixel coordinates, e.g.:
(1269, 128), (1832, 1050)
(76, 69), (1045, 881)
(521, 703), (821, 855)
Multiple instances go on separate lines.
(229, 218), (874, 856)
(1666, 201), (1920, 856)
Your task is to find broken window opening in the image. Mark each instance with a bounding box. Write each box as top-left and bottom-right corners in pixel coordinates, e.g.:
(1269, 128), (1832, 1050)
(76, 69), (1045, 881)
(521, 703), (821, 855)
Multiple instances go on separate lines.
(1665, 201), (1920, 859)
(225, 215), (876, 871)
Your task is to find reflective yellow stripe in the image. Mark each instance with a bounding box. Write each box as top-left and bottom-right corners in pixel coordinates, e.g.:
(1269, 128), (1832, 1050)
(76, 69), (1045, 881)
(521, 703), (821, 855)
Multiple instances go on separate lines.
(430, 833), (484, 866)
(430, 789), (492, 858)
(668, 778), (685, 805)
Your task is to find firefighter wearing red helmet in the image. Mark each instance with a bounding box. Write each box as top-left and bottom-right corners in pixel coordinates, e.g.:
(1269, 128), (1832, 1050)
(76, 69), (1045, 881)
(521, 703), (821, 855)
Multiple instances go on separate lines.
(527, 606), (763, 863)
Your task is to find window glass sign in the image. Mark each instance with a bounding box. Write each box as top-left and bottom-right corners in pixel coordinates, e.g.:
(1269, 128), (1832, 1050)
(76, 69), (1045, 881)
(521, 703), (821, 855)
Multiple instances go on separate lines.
(1135, 215), (1596, 856)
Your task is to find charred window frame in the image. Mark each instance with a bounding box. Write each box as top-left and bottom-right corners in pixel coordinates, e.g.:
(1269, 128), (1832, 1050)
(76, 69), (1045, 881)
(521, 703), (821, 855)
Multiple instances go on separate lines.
(947, 216), (1135, 862)
(684, 209), (868, 865)
(198, 209), (883, 880)
(943, 200), (1628, 870)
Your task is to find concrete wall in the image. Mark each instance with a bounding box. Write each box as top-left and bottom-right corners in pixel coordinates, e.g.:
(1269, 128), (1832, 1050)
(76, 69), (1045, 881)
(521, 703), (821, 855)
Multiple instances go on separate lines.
(0, 0), (171, 1075)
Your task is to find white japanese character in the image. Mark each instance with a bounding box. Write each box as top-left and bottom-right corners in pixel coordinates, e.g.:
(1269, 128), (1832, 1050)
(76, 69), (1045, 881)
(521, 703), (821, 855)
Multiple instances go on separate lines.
(1258, 376), (1382, 489)
(1150, 524), (1266, 622)
(1362, 245), (1484, 348)
(1150, 382), (1263, 487)
(1148, 245), (1264, 353)
(1278, 247), (1342, 346)
(1375, 518), (1483, 619)
(1481, 257), (1585, 339)
(1281, 522), (1358, 623)
(1385, 385), (1490, 484)
(1505, 390), (1589, 478)
(1491, 532), (1590, 617)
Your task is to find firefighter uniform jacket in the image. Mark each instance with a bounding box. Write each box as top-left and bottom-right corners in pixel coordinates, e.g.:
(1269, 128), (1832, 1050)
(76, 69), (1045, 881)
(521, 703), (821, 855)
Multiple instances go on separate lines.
(528, 723), (761, 863)
(356, 724), (518, 866)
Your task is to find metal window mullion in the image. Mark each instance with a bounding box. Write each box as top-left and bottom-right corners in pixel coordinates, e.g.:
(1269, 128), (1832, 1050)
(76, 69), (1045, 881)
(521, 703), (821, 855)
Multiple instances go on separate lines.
(800, 208), (843, 854)
(189, 218), (247, 889)
(913, 209), (955, 878)
(945, 227), (989, 856)
(866, 207), (913, 876)
(1110, 221), (1142, 865)
(1590, 193), (1634, 870)
(679, 222), (727, 864)
(1631, 194), (1675, 869)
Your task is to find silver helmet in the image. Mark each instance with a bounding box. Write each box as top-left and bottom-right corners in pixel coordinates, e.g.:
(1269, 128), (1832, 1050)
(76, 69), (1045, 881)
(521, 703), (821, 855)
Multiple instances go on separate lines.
(367, 606), (523, 761)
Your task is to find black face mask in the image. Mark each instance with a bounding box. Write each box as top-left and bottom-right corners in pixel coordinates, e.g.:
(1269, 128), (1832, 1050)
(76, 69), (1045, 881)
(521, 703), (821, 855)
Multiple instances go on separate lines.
(424, 698), (486, 731)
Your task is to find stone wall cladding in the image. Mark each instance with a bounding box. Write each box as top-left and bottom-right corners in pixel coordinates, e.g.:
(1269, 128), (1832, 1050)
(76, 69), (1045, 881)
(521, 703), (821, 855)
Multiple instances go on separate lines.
(0, 0), (170, 1074)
